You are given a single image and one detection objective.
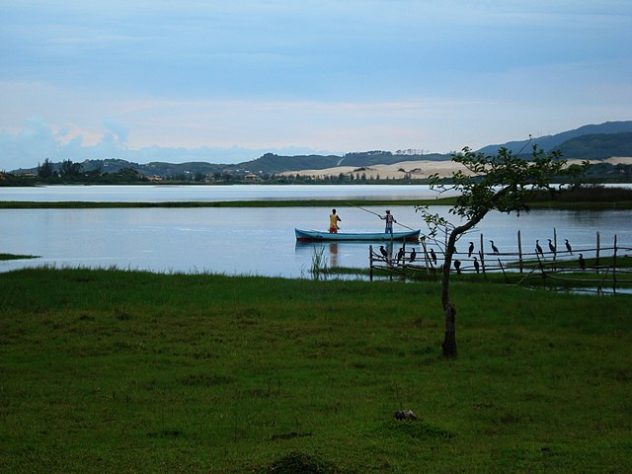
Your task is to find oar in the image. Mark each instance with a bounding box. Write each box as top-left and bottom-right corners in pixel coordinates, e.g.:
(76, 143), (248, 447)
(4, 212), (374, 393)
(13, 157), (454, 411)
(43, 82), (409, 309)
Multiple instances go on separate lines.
(354, 205), (418, 232)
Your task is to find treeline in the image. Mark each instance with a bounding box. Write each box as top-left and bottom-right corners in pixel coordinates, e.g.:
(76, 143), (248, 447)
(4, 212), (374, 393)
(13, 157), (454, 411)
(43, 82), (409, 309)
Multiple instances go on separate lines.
(0, 159), (149, 185)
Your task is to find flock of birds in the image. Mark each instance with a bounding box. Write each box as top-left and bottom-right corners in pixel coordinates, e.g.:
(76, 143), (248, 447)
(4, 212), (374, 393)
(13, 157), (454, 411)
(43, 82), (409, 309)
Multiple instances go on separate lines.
(378, 237), (587, 272)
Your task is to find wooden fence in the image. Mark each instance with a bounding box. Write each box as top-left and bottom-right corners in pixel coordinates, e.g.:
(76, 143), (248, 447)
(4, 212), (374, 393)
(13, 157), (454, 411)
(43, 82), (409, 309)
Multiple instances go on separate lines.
(369, 229), (632, 294)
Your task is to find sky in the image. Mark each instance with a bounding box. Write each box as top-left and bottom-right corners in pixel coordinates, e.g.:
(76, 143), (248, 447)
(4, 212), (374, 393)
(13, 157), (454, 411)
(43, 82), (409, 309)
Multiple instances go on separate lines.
(1, 0), (631, 169)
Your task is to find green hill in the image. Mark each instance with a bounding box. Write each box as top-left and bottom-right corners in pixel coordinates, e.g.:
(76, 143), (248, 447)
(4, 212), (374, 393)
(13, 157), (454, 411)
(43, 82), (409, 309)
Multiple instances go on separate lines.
(558, 132), (632, 159)
(478, 120), (632, 155)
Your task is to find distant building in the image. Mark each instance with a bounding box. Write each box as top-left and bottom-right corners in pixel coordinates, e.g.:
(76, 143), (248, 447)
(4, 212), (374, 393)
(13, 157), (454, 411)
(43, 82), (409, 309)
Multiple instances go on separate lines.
(244, 173), (259, 182)
(148, 175), (163, 182)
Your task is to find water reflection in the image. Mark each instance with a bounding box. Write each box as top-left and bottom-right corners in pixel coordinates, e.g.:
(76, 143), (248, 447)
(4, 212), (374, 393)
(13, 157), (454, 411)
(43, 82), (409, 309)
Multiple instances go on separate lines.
(329, 243), (338, 267)
(1, 206), (630, 278)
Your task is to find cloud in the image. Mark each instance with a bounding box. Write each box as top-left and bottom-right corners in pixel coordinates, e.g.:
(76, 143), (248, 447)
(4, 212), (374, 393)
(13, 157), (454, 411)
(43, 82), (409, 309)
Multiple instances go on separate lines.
(1, 2), (630, 170)
(0, 119), (331, 171)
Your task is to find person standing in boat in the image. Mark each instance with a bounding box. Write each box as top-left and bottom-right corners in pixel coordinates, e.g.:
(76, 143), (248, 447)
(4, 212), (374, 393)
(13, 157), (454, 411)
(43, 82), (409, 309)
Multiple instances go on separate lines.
(329, 208), (342, 233)
(380, 209), (396, 234)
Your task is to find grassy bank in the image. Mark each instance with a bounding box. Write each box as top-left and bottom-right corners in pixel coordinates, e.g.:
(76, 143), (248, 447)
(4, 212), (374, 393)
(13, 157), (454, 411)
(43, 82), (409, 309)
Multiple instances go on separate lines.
(0, 198), (454, 209)
(0, 253), (38, 261)
(1, 268), (630, 472)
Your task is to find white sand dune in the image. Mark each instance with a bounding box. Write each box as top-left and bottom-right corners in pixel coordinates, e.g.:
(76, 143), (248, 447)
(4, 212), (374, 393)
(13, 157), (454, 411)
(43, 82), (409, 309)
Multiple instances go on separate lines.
(280, 157), (632, 180)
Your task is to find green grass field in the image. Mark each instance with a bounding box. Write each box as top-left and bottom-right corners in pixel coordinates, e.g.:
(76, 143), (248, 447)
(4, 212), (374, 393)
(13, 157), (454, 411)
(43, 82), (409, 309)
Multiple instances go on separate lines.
(1, 268), (630, 472)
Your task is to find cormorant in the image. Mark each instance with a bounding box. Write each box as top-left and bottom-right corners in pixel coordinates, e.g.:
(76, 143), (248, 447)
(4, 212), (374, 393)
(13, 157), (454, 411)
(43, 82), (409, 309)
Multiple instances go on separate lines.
(429, 248), (437, 265)
(454, 259), (462, 275)
(535, 240), (544, 257)
(379, 245), (388, 260)
(396, 247), (404, 264)
(579, 253), (586, 270)
(548, 238), (556, 254)
(468, 242), (474, 257)
(490, 240), (499, 255)
(473, 256), (480, 274)
(409, 248), (416, 263)
(565, 239), (573, 255)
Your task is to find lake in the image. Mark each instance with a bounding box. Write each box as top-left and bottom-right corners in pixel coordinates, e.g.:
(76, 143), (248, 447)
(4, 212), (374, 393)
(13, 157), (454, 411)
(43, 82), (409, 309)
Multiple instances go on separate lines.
(0, 184), (457, 202)
(1, 186), (631, 278)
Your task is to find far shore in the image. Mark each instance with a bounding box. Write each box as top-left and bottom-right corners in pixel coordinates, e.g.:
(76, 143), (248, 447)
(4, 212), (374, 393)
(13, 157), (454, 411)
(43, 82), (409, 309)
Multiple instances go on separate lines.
(1, 197), (631, 210)
(279, 157), (632, 180)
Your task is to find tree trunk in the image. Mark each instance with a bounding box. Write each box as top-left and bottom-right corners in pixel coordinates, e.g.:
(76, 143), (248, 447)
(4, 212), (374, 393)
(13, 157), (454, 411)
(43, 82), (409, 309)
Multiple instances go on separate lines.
(439, 212), (486, 358)
(442, 303), (457, 357)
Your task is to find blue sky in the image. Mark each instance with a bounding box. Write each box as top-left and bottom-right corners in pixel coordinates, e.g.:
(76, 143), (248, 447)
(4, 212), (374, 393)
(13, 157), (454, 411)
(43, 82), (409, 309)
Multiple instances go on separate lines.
(1, 0), (631, 169)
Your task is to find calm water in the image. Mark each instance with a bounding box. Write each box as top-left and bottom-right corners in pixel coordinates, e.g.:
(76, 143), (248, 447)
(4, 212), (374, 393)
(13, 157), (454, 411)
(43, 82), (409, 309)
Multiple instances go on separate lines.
(1, 202), (631, 278)
(0, 184), (456, 202)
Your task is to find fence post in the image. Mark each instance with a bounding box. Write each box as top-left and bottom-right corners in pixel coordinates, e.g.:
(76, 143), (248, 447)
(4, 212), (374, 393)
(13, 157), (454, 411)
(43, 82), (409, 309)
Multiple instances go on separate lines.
(553, 227), (557, 272)
(480, 233), (486, 277)
(369, 245), (373, 282)
(596, 231), (601, 274)
(613, 234), (617, 294)
(518, 230), (523, 274)
(401, 241), (407, 282)
(420, 239), (430, 275)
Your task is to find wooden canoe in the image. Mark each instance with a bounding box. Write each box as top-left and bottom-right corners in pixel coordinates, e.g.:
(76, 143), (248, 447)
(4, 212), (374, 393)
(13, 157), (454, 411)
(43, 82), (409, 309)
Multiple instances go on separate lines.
(295, 228), (421, 242)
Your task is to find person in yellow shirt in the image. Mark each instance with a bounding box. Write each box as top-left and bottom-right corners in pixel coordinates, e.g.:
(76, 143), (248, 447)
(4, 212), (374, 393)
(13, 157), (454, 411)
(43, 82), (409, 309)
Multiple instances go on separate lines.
(329, 208), (342, 233)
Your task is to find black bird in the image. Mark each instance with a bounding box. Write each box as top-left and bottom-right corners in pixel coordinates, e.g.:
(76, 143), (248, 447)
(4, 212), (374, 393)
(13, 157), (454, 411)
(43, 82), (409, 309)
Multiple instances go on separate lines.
(468, 242), (474, 257)
(490, 240), (499, 255)
(548, 238), (556, 254)
(454, 259), (462, 275)
(429, 248), (437, 265)
(565, 239), (573, 255)
(578, 253), (586, 270)
(473, 256), (480, 274)
(409, 248), (416, 263)
(379, 245), (388, 260)
(396, 247), (404, 264)
(535, 240), (544, 257)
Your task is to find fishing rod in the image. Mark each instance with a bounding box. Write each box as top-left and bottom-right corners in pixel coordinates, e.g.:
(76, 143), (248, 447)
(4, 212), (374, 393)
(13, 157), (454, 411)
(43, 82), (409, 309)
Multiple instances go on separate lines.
(353, 205), (418, 232)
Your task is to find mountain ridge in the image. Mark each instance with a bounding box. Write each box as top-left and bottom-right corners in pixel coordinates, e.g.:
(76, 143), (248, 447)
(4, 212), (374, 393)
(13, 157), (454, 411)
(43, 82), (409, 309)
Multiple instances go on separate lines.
(9, 120), (632, 177)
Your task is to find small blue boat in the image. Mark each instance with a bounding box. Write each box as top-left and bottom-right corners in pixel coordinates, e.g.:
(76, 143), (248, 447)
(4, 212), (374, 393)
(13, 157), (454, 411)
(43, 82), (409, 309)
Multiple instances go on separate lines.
(295, 228), (421, 242)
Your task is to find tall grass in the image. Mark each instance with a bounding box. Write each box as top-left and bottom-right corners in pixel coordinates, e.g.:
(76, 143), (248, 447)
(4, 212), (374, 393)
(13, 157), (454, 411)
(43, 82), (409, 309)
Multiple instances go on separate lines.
(310, 245), (328, 280)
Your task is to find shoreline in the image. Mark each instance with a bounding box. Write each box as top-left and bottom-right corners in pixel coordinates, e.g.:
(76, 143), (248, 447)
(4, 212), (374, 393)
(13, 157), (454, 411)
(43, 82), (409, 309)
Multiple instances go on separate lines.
(1, 198), (632, 210)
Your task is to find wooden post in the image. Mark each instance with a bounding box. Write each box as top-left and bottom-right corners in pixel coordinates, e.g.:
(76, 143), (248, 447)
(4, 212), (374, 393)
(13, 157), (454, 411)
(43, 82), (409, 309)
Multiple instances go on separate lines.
(421, 239), (430, 275)
(553, 227), (557, 272)
(401, 241), (407, 282)
(369, 245), (373, 282)
(479, 233), (486, 277)
(596, 231), (601, 274)
(518, 230), (523, 274)
(613, 234), (617, 294)
(497, 258), (507, 282)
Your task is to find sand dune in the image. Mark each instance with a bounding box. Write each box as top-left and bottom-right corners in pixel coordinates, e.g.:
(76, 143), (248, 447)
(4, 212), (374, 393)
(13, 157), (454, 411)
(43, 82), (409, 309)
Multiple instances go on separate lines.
(280, 157), (632, 180)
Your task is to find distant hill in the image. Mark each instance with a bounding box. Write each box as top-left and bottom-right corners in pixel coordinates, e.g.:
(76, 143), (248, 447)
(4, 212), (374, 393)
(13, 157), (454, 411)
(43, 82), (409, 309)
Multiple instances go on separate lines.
(10, 120), (632, 177)
(557, 132), (632, 159)
(239, 151), (449, 174)
(478, 121), (632, 155)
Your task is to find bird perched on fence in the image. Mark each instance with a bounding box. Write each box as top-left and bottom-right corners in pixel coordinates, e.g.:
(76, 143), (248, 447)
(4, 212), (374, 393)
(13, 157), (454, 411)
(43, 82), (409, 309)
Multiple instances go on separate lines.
(473, 256), (480, 274)
(379, 245), (388, 260)
(396, 247), (404, 264)
(548, 238), (556, 254)
(454, 259), (462, 274)
(490, 240), (500, 254)
(565, 239), (573, 255)
(468, 242), (474, 257)
(409, 248), (416, 263)
(535, 240), (544, 257)
(578, 253), (586, 270)
(429, 248), (437, 264)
